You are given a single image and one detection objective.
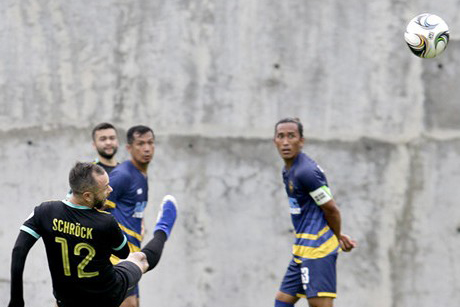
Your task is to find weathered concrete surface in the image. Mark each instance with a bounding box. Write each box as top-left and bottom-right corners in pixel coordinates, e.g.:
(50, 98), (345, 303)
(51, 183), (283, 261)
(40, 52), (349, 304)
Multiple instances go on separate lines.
(4, 0), (459, 140)
(1, 0), (460, 306)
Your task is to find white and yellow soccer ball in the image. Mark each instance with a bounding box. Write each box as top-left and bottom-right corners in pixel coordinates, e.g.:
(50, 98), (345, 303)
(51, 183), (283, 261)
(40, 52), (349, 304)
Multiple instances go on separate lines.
(404, 13), (449, 58)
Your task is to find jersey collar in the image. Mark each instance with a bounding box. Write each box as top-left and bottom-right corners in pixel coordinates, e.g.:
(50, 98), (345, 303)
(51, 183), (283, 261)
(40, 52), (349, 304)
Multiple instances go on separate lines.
(283, 152), (303, 174)
(62, 199), (93, 210)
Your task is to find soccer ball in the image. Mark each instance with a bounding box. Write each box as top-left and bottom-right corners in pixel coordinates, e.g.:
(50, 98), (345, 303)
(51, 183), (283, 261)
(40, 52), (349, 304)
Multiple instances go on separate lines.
(404, 13), (449, 58)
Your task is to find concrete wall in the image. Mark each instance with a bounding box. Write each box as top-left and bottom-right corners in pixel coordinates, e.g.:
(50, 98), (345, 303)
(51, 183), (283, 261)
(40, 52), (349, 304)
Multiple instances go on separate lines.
(1, 1), (460, 306)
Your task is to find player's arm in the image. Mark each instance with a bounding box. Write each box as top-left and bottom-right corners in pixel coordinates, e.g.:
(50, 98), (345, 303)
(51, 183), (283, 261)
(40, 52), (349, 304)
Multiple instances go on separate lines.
(112, 239), (130, 259)
(318, 200), (343, 243)
(109, 216), (130, 259)
(313, 191), (356, 252)
(308, 183), (343, 239)
(303, 170), (356, 251)
(8, 231), (38, 307)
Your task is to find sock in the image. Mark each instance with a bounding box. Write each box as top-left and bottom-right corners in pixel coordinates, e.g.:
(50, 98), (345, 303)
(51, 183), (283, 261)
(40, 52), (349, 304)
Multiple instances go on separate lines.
(275, 300), (294, 307)
(141, 230), (167, 272)
(153, 195), (177, 238)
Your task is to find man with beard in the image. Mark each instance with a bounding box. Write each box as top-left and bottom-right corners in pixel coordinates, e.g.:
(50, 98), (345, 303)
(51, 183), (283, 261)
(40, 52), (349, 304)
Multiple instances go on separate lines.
(91, 122), (120, 174)
(8, 162), (178, 307)
(66, 123), (119, 200)
(105, 125), (156, 307)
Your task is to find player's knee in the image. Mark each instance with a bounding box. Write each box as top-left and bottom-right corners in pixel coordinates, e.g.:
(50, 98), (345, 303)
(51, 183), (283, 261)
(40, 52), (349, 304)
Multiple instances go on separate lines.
(307, 297), (333, 307)
(275, 291), (298, 304)
(119, 295), (139, 307)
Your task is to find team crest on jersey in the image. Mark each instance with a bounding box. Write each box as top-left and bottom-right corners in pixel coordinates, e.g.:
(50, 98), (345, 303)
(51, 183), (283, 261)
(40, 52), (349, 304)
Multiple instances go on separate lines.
(289, 181), (294, 193)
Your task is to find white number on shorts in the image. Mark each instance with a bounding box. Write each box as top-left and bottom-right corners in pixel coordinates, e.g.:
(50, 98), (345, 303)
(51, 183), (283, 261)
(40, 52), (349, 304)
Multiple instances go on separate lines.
(301, 267), (309, 291)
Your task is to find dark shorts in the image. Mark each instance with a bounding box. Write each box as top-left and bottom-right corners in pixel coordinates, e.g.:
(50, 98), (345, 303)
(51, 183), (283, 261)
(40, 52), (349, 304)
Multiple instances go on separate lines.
(115, 261), (142, 301)
(279, 254), (337, 299)
(55, 261), (142, 307)
(126, 284), (140, 298)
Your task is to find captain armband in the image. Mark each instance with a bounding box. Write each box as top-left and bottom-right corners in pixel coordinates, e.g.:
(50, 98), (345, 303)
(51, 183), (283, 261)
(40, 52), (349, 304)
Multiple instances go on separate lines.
(309, 185), (333, 205)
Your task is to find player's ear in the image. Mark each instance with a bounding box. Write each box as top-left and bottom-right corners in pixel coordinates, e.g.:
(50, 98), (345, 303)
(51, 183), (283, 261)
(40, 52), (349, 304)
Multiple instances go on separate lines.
(82, 191), (93, 203)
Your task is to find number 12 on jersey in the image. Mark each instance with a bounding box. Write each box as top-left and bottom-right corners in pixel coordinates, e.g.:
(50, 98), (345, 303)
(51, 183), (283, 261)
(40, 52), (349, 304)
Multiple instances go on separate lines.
(55, 237), (99, 278)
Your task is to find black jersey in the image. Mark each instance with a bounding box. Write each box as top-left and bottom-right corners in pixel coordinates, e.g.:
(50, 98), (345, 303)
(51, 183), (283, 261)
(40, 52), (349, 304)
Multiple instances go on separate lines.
(96, 159), (119, 174)
(21, 200), (129, 306)
(95, 159), (118, 174)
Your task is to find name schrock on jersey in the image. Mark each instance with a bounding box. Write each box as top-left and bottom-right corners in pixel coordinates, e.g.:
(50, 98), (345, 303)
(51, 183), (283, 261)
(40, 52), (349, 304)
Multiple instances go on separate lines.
(20, 200), (127, 303)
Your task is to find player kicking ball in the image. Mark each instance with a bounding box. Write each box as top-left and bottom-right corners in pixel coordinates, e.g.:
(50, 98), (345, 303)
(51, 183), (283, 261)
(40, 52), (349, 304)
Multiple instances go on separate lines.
(8, 162), (178, 307)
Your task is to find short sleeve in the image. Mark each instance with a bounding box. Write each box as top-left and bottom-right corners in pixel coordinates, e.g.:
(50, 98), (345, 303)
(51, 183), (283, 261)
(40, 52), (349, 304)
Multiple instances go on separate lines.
(296, 166), (327, 192)
(108, 216), (127, 251)
(297, 165), (334, 206)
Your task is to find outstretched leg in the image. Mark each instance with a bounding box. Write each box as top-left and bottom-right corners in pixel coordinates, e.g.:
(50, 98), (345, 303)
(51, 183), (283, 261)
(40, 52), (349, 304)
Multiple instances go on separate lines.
(121, 195), (178, 274)
(142, 195), (178, 271)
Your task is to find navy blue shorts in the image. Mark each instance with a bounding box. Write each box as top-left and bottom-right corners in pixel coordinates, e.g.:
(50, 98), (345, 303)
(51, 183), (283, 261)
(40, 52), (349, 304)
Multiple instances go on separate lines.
(279, 254), (337, 299)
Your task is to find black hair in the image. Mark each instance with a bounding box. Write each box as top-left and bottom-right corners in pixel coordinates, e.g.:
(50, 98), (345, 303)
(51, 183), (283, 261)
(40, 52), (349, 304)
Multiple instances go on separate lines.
(91, 122), (117, 140)
(69, 162), (105, 195)
(127, 125), (154, 144)
(274, 117), (304, 138)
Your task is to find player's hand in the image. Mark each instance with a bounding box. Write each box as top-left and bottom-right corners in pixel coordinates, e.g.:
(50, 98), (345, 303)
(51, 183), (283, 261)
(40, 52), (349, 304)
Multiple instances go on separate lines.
(339, 233), (357, 252)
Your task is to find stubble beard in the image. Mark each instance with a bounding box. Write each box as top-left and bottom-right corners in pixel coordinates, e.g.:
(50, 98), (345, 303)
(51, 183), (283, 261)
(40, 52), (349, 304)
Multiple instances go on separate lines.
(94, 197), (106, 209)
(98, 147), (118, 159)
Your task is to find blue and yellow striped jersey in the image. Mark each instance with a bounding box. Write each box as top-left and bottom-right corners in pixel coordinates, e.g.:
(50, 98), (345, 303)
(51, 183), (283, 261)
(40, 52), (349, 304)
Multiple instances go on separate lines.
(106, 161), (148, 256)
(282, 152), (339, 260)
